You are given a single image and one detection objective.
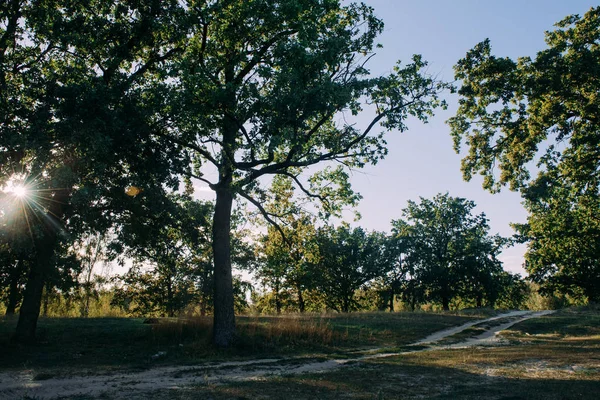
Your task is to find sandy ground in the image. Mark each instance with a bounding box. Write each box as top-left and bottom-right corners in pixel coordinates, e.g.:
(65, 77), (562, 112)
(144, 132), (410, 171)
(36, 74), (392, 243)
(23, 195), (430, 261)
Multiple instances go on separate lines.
(0, 310), (554, 400)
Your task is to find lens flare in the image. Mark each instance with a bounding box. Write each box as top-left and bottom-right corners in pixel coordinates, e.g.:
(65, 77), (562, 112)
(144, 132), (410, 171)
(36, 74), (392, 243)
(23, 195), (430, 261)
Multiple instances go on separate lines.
(11, 185), (28, 198)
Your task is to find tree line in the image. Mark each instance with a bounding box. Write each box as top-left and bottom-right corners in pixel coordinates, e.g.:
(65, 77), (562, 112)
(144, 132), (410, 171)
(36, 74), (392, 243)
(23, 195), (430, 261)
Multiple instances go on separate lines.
(2, 191), (530, 318)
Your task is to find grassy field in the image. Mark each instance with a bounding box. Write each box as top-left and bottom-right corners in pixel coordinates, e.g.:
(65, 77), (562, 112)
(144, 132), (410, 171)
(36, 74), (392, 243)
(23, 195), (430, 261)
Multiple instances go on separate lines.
(0, 310), (491, 373)
(143, 307), (600, 400)
(2, 307), (598, 399)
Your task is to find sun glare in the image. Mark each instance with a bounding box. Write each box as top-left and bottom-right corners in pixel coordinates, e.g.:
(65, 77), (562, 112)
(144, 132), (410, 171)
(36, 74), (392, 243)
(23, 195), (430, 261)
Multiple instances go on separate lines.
(3, 179), (30, 200)
(12, 185), (28, 198)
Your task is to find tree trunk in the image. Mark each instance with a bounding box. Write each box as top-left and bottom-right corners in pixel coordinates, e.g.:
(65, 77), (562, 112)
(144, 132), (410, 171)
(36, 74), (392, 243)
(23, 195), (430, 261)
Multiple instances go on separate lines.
(297, 284), (305, 313)
(167, 275), (174, 318)
(212, 188), (235, 347)
(389, 288), (394, 312)
(342, 296), (349, 313)
(13, 190), (67, 343)
(476, 293), (483, 308)
(5, 262), (21, 316)
(275, 292), (281, 315)
(13, 237), (56, 342)
(82, 286), (91, 318)
(274, 282), (281, 314)
(42, 283), (50, 317)
(442, 296), (450, 311)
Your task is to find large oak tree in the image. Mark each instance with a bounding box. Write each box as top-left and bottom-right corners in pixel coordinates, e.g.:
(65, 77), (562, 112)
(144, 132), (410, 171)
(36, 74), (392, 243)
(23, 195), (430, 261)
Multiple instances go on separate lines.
(163, 0), (446, 346)
(1, 0), (189, 341)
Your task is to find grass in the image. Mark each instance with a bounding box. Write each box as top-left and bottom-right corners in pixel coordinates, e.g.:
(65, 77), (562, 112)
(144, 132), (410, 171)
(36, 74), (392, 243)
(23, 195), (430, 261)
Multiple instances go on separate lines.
(9, 307), (595, 399)
(0, 310), (487, 374)
(139, 307), (600, 399)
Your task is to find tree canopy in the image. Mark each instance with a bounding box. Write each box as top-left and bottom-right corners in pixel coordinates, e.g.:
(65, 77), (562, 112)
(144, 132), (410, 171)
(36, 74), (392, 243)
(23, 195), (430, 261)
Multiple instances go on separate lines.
(160, 0), (446, 346)
(448, 7), (600, 301)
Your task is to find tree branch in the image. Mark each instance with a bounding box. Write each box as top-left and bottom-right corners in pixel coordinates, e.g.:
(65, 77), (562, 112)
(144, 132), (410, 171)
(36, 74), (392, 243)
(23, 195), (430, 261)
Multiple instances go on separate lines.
(237, 190), (291, 245)
(234, 29), (298, 84)
(152, 130), (219, 167)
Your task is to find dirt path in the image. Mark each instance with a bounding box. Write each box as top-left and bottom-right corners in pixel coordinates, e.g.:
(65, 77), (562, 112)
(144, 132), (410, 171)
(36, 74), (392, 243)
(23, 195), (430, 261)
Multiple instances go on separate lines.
(0, 310), (554, 399)
(414, 310), (532, 345)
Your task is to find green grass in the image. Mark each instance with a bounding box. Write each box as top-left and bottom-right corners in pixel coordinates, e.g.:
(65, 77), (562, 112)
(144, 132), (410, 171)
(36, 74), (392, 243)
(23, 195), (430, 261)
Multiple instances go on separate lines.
(0, 311), (487, 374)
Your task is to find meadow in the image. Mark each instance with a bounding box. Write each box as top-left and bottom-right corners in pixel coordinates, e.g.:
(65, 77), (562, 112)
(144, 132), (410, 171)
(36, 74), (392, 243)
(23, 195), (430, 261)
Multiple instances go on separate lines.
(1, 307), (598, 399)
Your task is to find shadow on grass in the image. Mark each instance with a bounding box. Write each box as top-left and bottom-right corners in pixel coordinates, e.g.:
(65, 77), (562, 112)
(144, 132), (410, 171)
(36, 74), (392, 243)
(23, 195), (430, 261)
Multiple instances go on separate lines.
(0, 312), (482, 372)
(145, 362), (600, 400)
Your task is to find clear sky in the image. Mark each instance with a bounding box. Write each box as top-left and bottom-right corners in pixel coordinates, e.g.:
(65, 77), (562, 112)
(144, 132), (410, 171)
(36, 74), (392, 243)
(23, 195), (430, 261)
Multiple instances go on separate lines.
(340, 0), (598, 275)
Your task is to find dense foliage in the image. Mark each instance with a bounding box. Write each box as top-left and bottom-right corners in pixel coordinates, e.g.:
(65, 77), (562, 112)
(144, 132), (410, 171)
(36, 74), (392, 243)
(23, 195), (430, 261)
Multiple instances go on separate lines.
(449, 7), (600, 301)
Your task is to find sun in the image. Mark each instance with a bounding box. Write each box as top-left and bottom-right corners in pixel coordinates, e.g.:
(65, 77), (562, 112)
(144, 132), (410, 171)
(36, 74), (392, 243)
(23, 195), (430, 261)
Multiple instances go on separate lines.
(11, 185), (28, 198)
(3, 179), (30, 199)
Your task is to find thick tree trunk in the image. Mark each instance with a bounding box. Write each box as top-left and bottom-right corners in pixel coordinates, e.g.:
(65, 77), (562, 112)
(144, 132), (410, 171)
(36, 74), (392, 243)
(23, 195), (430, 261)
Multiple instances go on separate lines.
(476, 293), (483, 308)
(442, 296), (450, 311)
(13, 190), (67, 343)
(389, 288), (394, 312)
(212, 188), (235, 347)
(5, 262), (21, 315)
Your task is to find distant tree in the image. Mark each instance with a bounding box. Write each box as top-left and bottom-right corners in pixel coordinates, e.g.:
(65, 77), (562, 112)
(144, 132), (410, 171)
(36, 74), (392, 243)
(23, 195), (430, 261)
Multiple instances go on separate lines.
(448, 7), (600, 301)
(255, 176), (320, 313)
(458, 230), (507, 308)
(371, 229), (411, 312)
(496, 273), (529, 310)
(314, 226), (386, 313)
(390, 220), (424, 312)
(71, 233), (110, 318)
(114, 196), (213, 317)
(400, 193), (504, 310)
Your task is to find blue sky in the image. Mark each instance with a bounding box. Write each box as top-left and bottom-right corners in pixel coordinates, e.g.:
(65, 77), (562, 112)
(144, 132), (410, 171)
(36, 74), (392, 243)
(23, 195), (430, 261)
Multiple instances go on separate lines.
(344, 0), (598, 274)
